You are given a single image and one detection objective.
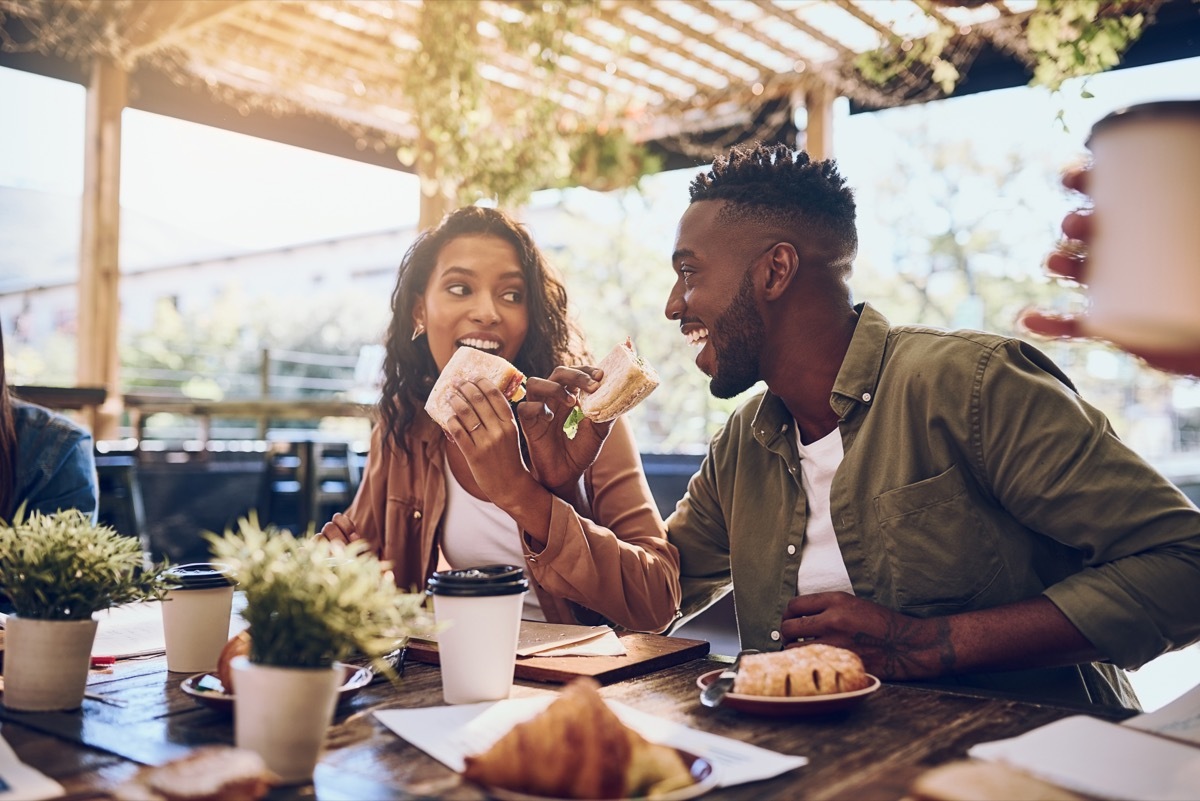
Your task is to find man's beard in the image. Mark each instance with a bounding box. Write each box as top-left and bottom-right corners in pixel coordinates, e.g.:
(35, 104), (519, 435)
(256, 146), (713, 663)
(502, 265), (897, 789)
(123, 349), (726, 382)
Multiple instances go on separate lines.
(708, 268), (765, 399)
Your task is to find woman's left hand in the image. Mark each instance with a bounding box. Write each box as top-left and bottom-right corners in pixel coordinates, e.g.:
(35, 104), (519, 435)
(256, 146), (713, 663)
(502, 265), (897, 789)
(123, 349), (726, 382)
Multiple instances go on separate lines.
(444, 377), (531, 502)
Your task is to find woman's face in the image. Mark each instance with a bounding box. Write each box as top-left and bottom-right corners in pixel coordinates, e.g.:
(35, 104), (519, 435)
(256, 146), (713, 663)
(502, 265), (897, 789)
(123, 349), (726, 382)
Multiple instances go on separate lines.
(414, 234), (530, 373)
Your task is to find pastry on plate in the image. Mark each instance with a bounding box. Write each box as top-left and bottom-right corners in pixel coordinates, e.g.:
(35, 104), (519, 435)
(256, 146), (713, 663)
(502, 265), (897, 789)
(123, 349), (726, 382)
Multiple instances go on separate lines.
(463, 677), (694, 799)
(113, 745), (277, 801)
(732, 644), (871, 697)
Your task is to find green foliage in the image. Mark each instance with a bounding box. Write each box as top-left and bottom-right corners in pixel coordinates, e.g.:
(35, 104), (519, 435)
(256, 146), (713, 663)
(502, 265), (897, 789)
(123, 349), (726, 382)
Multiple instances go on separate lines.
(206, 515), (435, 670)
(1027, 0), (1146, 92)
(0, 509), (172, 620)
(399, 0), (659, 206)
(855, 0), (1149, 98)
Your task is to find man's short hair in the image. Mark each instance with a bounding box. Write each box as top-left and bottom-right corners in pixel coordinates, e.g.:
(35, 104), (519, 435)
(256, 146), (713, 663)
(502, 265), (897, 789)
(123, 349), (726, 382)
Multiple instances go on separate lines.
(689, 143), (858, 260)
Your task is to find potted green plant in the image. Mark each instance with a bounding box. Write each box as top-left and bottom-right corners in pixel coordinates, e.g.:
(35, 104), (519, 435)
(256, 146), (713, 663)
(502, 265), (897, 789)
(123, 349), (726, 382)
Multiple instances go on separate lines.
(206, 515), (433, 784)
(0, 508), (172, 711)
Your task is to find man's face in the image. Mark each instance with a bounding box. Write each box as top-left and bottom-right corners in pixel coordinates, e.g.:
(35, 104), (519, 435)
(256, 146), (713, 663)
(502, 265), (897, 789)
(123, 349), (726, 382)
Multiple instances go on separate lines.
(666, 201), (768, 399)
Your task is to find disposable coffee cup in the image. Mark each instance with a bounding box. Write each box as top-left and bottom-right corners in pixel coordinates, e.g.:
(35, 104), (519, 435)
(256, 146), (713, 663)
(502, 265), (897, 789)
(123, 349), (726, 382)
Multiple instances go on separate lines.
(161, 562), (235, 673)
(426, 564), (528, 705)
(1081, 99), (1200, 353)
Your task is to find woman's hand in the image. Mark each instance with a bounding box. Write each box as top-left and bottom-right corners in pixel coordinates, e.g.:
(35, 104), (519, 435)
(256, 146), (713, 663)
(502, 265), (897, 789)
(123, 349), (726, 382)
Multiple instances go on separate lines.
(1021, 167), (1200, 376)
(318, 512), (360, 546)
(517, 365), (614, 494)
(444, 377), (534, 504)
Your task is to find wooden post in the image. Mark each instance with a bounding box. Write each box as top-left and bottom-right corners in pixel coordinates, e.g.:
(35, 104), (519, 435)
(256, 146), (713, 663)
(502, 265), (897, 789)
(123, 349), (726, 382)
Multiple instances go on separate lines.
(257, 347), (270, 439)
(801, 80), (840, 160)
(77, 58), (128, 440)
(416, 131), (454, 231)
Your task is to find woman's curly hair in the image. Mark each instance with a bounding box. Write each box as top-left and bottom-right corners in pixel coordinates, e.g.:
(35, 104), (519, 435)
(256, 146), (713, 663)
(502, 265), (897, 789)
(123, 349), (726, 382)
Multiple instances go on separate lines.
(378, 206), (583, 452)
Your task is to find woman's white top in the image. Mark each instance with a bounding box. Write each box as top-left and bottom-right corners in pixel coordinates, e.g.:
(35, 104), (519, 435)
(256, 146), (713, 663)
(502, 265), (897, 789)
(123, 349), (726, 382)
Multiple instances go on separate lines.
(793, 425), (855, 597)
(441, 457), (545, 621)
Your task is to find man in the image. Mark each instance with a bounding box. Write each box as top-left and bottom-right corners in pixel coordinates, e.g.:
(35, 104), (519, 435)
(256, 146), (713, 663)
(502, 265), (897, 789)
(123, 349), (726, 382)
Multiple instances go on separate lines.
(663, 142), (1200, 708)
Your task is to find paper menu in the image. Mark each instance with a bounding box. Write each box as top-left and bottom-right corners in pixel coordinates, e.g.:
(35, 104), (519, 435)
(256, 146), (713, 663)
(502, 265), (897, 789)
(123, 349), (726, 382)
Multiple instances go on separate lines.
(1125, 682), (1200, 747)
(412, 621), (619, 657)
(374, 696), (806, 788)
(968, 715), (1200, 801)
(0, 726), (64, 801)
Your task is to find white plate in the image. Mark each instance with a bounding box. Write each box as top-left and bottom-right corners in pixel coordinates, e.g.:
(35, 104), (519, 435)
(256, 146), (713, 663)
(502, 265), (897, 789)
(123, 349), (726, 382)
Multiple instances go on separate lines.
(479, 749), (718, 801)
(696, 669), (881, 717)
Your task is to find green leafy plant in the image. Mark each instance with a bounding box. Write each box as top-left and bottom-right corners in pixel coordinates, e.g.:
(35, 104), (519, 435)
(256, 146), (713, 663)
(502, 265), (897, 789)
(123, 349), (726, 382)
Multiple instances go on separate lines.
(855, 0), (1152, 99)
(206, 515), (434, 670)
(0, 509), (172, 620)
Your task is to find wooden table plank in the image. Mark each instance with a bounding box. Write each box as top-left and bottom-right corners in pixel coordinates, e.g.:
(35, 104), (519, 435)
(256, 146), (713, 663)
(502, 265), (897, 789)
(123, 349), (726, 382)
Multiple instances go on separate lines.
(0, 652), (1136, 800)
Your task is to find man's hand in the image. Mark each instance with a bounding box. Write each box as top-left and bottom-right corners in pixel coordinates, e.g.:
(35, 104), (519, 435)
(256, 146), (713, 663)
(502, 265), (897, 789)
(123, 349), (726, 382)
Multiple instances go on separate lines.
(781, 592), (953, 681)
(518, 365), (614, 494)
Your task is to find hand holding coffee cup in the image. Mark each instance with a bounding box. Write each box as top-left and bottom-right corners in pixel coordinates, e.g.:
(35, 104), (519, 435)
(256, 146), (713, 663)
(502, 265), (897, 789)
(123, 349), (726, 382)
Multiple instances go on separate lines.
(1022, 100), (1200, 377)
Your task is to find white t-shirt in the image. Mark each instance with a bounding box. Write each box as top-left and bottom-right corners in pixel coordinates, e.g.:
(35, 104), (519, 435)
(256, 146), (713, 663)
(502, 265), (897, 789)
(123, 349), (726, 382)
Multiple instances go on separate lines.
(440, 459), (544, 621)
(794, 426), (855, 597)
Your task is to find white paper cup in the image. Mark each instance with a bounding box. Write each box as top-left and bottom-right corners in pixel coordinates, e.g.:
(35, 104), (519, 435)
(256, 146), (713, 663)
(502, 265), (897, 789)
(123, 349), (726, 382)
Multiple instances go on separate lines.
(161, 562), (235, 673)
(1081, 100), (1200, 353)
(426, 565), (528, 705)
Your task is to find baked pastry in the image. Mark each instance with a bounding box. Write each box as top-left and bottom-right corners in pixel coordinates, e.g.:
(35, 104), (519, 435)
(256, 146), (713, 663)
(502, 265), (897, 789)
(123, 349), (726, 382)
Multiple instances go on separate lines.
(215, 630), (251, 694)
(462, 677), (694, 799)
(578, 338), (660, 423)
(425, 346), (527, 430)
(114, 745), (278, 801)
(732, 644), (871, 697)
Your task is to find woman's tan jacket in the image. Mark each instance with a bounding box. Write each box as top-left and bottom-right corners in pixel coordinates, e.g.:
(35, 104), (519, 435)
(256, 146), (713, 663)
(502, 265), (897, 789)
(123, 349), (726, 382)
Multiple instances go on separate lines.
(343, 414), (682, 633)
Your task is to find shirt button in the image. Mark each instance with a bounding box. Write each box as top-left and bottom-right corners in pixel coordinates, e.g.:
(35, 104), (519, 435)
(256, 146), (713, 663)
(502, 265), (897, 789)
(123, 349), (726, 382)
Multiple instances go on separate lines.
(787, 544), (796, 555)
(412, 510), (422, 520)
(862, 391), (872, 402)
(781, 423), (789, 432)
(770, 630), (781, 642)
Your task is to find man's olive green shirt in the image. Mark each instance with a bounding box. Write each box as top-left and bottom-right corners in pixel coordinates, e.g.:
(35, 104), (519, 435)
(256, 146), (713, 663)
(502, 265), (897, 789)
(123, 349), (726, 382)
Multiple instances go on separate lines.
(667, 304), (1200, 708)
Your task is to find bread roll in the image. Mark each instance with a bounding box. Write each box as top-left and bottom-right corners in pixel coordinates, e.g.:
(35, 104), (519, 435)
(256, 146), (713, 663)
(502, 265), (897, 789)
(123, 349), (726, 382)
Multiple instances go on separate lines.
(425, 346), (527, 430)
(114, 745), (277, 801)
(732, 644), (871, 697)
(215, 630), (251, 694)
(578, 339), (660, 423)
(463, 677), (693, 799)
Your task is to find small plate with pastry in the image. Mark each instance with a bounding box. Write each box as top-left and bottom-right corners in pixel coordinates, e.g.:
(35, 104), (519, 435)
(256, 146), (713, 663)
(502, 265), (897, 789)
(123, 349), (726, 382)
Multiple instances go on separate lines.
(181, 631), (372, 714)
(696, 644), (881, 717)
(463, 678), (719, 801)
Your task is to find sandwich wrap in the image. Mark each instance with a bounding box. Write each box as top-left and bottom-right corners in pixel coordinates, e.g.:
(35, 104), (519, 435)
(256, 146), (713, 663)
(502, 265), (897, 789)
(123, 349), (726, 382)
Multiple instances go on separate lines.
(425, 347), (527, 430)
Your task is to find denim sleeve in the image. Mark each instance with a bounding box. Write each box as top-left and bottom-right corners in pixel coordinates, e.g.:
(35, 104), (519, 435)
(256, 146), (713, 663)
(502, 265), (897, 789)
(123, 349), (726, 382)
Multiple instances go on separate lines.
(26, 432), (99, 521)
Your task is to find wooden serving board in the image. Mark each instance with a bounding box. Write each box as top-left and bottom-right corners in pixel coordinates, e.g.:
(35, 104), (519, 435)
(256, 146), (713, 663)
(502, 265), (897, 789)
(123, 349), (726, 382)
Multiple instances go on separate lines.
(404, 632), (710, 686)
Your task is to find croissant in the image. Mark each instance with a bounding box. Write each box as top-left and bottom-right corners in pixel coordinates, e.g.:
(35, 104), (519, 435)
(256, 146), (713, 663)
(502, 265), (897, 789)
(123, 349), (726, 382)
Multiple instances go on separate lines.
(462, 678), (694, 799)
(733, 644), (870, 697)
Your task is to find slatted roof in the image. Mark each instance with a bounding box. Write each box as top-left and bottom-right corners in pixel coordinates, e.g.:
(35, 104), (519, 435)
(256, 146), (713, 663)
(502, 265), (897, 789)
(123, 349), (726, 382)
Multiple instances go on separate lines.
(2, 0), (1196, 170)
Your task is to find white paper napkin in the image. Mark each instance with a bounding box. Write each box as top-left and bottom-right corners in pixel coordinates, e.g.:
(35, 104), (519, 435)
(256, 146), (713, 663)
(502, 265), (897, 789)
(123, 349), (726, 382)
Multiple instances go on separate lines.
(968, 715), (1200, 801)
(375, 696), (806, 788)
(0, 725), (65, 801)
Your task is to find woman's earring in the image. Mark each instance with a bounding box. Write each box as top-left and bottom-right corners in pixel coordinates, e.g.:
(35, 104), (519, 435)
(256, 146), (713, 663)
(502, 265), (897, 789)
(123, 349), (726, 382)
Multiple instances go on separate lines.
(411, 323), (426, 342)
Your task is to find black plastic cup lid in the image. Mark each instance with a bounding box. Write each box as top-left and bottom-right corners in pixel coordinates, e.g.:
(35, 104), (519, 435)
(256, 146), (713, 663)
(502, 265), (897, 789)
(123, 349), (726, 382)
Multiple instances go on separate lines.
(165, 562), (235, 590)
(1088, 99), (1200, 147)
(426, 564), (529, 597)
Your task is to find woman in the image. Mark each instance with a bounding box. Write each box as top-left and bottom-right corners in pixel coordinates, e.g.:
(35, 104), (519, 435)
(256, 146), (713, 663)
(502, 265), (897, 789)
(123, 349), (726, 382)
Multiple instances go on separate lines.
(321, 207), (680, 632)
(0, 323), (98, 523)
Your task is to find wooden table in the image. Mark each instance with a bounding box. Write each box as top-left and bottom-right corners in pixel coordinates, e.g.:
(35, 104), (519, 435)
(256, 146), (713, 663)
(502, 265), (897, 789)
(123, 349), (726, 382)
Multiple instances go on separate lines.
(0, 651), (1133, 800)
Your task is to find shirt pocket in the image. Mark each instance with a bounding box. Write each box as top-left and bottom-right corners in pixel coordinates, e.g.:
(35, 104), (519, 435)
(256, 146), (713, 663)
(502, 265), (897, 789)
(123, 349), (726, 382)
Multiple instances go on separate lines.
(873, 464), (1002, 614)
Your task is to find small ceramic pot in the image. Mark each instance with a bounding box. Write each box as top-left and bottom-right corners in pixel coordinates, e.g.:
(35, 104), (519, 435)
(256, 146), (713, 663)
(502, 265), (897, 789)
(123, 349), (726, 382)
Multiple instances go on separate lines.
(2, 615), (99, 711)
(231, 656), (341, 784)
